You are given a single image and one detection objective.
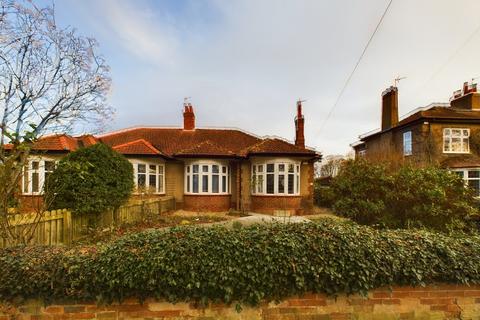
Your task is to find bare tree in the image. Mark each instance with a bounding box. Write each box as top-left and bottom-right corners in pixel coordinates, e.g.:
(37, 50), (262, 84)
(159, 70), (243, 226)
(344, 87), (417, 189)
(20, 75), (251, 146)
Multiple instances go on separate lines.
(318, 155), (344, 178)
(0, 0), (112, 245)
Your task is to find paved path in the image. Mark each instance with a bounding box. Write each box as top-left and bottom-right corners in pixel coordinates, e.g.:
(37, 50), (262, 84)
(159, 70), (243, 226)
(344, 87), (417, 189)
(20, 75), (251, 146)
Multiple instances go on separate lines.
(215, 212), (311, 228)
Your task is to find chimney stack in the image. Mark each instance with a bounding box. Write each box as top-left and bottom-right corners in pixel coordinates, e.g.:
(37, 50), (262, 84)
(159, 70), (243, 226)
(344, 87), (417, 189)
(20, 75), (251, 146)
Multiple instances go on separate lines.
(183, 102), (195, 130)
(450, 81), (480, 110)
(295, 100), (305, 148)
(381, 86), (399, 131)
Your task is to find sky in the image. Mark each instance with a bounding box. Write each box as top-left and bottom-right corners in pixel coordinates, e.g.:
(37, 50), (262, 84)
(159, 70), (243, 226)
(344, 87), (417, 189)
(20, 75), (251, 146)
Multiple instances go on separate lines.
(41, 0), (480, 156)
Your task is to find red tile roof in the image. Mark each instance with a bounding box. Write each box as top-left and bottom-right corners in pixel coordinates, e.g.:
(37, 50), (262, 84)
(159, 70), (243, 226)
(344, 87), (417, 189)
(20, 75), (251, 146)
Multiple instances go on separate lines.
(175, 140), (237, 157)
(112, 139), (165, 157)
(20, 127), (319, 159)
(241, 138), (317, 156)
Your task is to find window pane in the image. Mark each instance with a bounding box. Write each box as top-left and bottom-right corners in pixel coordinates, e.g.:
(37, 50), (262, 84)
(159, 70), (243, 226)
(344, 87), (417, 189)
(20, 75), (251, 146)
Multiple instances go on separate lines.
(278, 175), (285, 193)
(222, 166), (227, 174)
(158, 176), (164, 193)
(288, 164), (294, 173)
(149, 165), (156, 174)
(454, 171), (464, 179)
(463, 129), (469, 136)
(45, 161), (55, 172)
(158, 165), (164, 174)
(138, 174), (146, 187)
(451, 138), (462, 152)
(193, 174), (199, 193)
(468, 180), (480, 197)
(452, 129), (461, 137)
(444, 137), (450, 152)
(202, 165), (209, 173)
(187, 175), (190, 192)
(149, 174), (156, 188)
(258, 165), (263, 173)
(193, 165), (199, 173)
(212, 175), (219, 193)
(288, 174), (294, 194)
(278, 164), (285, 172)
(222, 176), (226, 192)
(258, 175), (264, 193)
(138, 164), (146, 173)
(266, 164), (274, 173)
(266, 174), (274, 194)
(187, 166), (190, 173)
(32, 172), (39, 193)
(32, 161), (39, 171)
(212, 165), (219, 173)
(296, 174), (299, 193)
(202, 175), (209, 192)
(468, 170), (480, 178)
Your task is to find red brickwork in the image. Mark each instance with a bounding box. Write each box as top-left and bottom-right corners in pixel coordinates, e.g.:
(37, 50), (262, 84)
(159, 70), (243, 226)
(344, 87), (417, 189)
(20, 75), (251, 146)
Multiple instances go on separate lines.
(250, 195), (302, 214)
(18, 195), (44, 213)
(183, 194), (231, 212)
(2, 285), (480, 319)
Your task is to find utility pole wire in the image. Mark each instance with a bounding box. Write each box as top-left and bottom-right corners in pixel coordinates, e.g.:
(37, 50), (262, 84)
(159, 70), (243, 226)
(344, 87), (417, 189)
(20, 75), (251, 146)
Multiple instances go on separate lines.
(414, 22), (480, 94)
(317, 0), (393, 135)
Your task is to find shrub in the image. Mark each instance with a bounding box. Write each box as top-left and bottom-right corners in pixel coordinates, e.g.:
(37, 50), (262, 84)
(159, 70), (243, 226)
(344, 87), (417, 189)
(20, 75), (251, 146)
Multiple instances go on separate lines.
(1, 221), (480, 305)
(313, 182), (335, 208)
(331, 159), (393, 225)
(48, 143), (134, 215)
(331, 159), (478, 231)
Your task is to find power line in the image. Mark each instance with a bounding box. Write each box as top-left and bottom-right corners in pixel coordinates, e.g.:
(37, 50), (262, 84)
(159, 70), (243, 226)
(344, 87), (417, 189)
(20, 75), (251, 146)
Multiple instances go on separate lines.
(317, 0), (393, 135)
(414, 22), (480, 94)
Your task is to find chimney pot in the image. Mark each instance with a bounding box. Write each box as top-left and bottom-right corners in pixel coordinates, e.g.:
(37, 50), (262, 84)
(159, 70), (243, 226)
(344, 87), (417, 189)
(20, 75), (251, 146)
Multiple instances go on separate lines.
(451, 81), (480, 110)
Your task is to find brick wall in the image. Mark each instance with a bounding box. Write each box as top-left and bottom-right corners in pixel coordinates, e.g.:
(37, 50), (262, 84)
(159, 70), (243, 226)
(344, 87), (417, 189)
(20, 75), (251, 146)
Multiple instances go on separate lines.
(183, 194), (231, 212)
(250, 195), (302, 214)
(2, 285), (480, 319)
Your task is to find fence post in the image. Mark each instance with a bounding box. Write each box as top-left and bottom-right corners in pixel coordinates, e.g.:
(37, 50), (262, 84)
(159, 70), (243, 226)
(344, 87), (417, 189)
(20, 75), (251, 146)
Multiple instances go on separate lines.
(63, 210), (72, 246)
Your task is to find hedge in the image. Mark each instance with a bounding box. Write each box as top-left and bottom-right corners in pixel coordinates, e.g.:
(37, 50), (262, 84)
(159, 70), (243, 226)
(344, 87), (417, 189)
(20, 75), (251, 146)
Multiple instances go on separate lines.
(1, 220), (480, 306)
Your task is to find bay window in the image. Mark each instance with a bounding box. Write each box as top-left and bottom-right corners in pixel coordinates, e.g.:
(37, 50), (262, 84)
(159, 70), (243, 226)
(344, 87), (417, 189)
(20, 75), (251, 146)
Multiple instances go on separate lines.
(132, 161), (165, 194)
(23, 159), (56, 195)
(452, 168), (480, 197)
(185, 160), (230, 194)
(252, 160), (300, 195)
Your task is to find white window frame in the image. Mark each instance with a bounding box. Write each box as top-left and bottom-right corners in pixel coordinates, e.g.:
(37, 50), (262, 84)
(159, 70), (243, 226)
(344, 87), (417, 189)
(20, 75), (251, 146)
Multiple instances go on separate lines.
(451, 168), (480, 197)
(22, 157), (57, 195)
(131, 160), (165, 194)
(251, 159), (301, 196)
(443, 128), (470, 154)
(403, 131), (412, 156)
(184, 160), (231, 195)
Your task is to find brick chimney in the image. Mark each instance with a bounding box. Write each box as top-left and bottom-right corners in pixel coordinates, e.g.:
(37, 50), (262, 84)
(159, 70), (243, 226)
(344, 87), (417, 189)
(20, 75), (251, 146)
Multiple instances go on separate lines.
(381, 86), (399, 131)
(183, 103), (195, 130)
(295, 100), (305, 148)
(450, 82), (480, 110)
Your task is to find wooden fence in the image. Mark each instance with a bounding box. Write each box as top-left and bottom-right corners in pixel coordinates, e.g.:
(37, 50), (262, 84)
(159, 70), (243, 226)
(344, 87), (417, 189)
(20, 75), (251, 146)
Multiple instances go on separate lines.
(1, 196), (175, 248)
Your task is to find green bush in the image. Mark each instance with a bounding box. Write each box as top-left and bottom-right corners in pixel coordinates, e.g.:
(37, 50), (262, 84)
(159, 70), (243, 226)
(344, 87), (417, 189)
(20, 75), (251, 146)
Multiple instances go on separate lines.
(313, 182), (335, 208)
(1, 221), (480, 305)
(331, 159), (478, 231)
(47, 143), (134, 215)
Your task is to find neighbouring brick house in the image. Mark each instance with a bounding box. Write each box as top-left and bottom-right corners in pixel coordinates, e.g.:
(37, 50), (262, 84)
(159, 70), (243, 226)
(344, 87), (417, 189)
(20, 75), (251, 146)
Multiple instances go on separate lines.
(352, 82), (480, 196)
(20, 101), (320, 214)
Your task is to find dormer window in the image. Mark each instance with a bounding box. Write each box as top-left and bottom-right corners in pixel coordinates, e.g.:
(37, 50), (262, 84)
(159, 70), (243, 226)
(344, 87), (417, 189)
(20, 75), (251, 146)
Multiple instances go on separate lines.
(443, 128), (470, 153)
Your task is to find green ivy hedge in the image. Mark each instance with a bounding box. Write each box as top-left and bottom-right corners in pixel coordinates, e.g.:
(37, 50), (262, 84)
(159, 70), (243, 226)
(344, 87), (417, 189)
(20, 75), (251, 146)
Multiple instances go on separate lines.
(1, 221), (480, 306)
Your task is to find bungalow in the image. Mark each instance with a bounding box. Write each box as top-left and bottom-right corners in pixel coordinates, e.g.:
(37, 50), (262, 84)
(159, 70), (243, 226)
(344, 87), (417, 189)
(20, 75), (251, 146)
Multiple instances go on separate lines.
(20, 101), (320, 214)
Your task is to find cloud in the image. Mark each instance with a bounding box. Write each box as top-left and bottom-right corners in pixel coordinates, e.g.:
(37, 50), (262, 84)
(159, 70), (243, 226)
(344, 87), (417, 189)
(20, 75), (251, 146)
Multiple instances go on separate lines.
(92, 0), (179, 66)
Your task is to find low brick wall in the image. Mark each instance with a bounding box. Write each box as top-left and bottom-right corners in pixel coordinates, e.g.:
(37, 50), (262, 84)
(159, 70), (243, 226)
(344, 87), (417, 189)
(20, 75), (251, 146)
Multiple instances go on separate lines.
(3, 285), (480, 319)
(183, 194), (231, 212)
(250, 195), (302, 215)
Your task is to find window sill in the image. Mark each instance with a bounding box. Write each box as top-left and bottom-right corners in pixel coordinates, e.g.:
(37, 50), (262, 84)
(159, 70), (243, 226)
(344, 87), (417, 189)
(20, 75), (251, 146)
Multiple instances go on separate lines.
(443, 151), (470, 154)
(132, 192), (166, 195)
(184, 193), (231, 196)
(251, 194), (301, 197)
